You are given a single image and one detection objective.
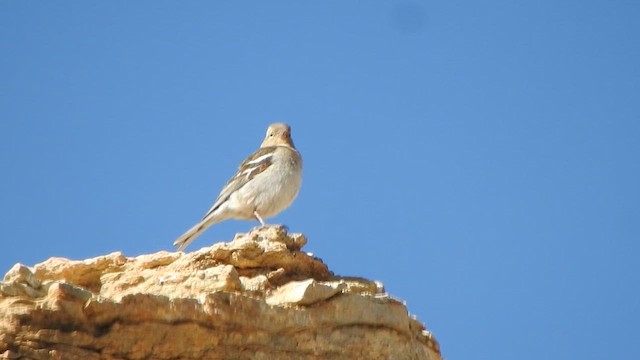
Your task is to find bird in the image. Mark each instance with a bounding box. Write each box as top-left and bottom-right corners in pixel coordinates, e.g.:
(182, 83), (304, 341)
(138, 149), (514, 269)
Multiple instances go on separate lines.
(172, 123), (302, 251)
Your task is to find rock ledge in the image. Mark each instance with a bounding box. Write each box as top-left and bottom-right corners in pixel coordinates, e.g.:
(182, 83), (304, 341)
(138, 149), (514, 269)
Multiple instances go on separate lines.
(0, 226), (441, 360)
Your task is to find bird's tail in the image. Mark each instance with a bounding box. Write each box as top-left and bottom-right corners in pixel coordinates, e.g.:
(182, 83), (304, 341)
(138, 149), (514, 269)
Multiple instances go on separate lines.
(173, 215), (220, 252)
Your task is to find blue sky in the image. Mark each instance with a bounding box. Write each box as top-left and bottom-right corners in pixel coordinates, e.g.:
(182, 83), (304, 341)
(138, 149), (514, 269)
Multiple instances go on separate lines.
(1, 1), (639, 359)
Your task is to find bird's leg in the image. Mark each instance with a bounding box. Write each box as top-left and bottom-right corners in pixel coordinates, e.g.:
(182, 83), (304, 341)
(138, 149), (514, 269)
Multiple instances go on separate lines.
(254, 211), (266, 226)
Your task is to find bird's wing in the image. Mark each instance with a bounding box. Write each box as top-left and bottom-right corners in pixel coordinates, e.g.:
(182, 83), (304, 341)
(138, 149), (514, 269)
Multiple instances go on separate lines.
(201, 146), (276, 220)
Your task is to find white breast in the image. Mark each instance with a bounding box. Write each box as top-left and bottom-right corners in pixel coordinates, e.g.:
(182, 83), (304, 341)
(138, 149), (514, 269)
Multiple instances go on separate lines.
(231, 146), (302, 219)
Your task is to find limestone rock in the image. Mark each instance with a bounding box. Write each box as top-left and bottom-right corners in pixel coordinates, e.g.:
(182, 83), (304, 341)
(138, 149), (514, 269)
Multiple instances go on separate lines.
(0, 225), (441, 360)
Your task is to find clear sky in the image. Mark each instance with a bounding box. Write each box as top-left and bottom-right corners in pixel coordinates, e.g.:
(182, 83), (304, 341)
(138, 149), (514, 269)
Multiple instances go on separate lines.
(1, 1), (638, 359)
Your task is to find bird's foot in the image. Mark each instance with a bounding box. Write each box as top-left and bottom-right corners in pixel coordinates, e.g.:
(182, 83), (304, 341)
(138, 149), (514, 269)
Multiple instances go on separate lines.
(252, 223), (288, 232)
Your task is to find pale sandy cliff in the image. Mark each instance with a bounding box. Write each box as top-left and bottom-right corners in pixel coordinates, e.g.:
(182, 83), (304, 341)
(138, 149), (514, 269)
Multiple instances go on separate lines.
(0, 226), (441, 360)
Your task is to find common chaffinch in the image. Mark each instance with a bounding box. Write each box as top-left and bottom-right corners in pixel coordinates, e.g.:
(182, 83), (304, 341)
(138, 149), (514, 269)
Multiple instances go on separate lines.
(173, 123), (302, 251)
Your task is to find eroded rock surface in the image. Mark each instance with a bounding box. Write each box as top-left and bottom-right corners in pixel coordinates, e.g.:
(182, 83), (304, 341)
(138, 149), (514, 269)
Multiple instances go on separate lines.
(0, 226), (441, 360)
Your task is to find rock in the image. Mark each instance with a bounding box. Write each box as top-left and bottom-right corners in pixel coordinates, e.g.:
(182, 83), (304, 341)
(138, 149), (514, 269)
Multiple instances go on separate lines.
(0, 225), (441, 360)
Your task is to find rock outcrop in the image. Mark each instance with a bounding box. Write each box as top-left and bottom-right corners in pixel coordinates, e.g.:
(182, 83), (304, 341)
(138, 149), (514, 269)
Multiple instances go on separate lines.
(0, 226), (441, 360)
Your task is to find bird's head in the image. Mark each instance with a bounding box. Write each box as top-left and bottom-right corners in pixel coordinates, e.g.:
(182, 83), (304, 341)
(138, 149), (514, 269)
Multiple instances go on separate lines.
(261, 123), (295, 148)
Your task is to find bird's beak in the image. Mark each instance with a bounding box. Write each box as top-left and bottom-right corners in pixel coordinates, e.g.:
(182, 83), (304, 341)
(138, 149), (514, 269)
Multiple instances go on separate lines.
(280, 133), (295, 148)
